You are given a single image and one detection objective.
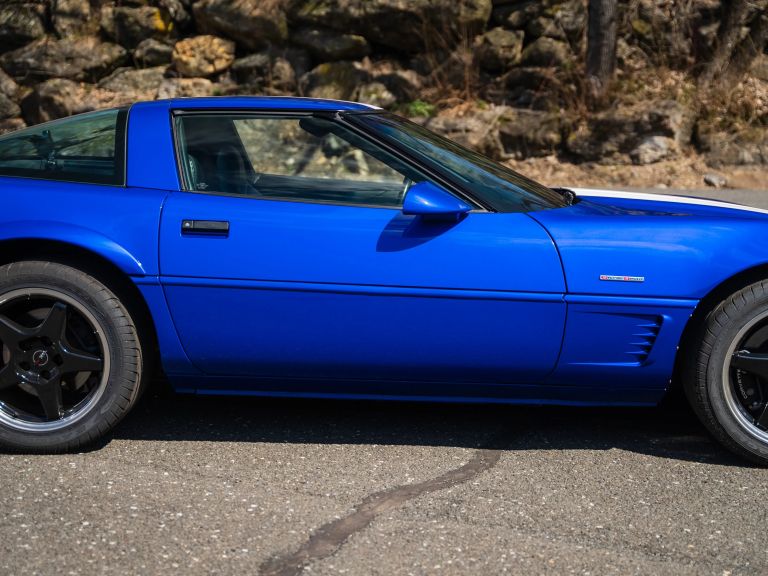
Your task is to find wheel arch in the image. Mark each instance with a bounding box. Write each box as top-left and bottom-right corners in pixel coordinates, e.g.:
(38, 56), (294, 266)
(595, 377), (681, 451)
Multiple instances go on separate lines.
(673, 262), (768, 392)
(0, 238), (160, 376)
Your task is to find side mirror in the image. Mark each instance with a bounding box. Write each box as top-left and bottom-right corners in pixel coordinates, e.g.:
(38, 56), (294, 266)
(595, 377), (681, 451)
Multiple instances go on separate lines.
(402, 181), (472, 219)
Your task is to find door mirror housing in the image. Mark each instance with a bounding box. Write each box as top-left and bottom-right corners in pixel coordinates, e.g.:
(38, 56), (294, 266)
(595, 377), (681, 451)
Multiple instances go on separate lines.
(402, 181), (472, 219)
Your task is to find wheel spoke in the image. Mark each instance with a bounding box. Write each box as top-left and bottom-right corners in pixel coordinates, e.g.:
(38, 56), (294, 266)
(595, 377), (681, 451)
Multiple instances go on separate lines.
(35, 374), (63, 420)
(0, 314), (33, 346)
(37, 302), (67, 341)
(0, 364), (18, 390)
(59, 341), (103, 374)
(731, 350), (768, 381)
(756, 404), (768, 429)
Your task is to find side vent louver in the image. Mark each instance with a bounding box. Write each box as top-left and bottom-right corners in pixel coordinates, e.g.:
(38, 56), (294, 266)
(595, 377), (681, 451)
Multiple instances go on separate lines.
(626, 316), (663, 364)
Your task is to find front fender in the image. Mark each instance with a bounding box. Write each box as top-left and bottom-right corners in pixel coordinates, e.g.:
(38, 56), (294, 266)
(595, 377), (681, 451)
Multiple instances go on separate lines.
(531, 197), (768, 299)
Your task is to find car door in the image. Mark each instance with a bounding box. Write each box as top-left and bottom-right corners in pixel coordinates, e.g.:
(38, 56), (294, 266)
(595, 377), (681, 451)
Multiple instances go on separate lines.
(159, 111), (566, 386)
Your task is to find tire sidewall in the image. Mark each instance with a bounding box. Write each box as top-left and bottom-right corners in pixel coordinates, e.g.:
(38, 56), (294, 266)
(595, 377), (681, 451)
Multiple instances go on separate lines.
(705, 291), (768, 462)
(0, 262), (140, 451)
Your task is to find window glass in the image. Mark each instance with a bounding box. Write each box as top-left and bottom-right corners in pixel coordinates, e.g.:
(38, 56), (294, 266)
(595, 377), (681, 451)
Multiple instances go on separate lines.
(0, 108), (127, 185)
(348, 112), (568, 213)
(176, 114), (429, 208)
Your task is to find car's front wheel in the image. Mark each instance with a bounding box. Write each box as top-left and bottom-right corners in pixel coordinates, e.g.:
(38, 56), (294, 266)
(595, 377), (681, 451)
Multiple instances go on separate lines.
(0, 261), (142, 452)
(687, 280), (768, 465)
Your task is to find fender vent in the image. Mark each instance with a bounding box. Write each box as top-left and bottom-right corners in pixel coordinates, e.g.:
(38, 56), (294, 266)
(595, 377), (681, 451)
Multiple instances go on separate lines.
(626, 316), (663, 364)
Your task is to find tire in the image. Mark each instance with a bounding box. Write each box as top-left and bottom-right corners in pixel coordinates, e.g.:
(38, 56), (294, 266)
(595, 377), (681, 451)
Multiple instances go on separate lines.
(686, 280), (768, 465)
(0, 261), (142, 452)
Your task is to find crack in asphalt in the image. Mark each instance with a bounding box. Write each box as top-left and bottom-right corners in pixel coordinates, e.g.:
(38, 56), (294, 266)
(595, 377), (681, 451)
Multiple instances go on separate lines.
(258, 439), (505, 576)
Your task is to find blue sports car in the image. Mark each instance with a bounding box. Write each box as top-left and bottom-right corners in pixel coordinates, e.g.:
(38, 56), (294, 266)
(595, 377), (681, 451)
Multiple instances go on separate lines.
(0, 97), (767, 463)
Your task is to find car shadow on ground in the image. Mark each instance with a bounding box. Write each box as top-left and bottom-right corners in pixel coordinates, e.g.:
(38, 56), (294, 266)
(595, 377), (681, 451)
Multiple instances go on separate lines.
(108, 382), (752, 468)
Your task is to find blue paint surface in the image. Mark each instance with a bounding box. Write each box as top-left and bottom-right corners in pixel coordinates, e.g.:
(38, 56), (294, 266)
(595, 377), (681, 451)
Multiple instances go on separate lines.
(3, 96), (768, 407)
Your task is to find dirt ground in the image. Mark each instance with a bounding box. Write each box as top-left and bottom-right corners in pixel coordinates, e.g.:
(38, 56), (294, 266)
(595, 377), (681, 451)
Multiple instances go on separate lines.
(505, 155), (767, 190)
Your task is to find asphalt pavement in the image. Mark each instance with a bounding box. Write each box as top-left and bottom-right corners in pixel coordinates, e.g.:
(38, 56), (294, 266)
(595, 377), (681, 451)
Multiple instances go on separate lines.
(2, 187), (768, 576)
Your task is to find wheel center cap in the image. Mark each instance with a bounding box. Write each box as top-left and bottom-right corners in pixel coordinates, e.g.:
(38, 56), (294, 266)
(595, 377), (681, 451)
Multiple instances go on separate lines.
(32, 349), (49, 368)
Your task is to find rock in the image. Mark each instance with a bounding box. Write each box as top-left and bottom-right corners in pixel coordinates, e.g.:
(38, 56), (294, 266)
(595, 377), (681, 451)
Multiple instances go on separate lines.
(497, 109), (562, 158)
(155, 77), (216, 99)
(428, 47), (476, 90)
(113, 6), (175, 48)
(492, 0), (541, 29)
(695, 20), (719, 59)
(266, 57), (298, 93)
(231, 53), (271, 83)
(0, 37), (127, 84)
(20, 78), (133, 124)
(646, 100), (695, 146)
(617, 38), (650, 71)
(156, 0), (191, 29)
(0, 94), (20, 120)
(172, 36), (235, 77)
(279, 48), (312, 81)
(552, 0), (587, 46)
(374, 69), (423, 102)
(356, 82), (396, 108)
(231, 49), (308, 91)
(526, 17), (566, 41)
(0, 118), (25, 135)
(630, 135), (675, 164)
(0, 68), (19, 98)
(475, 28), (524, 72)
(100, 4), (117, 40)
(703, 173), (728, 188)
(505, 0), (586, 46)
(98, 66), (167, 100)
(628, 0), (697, 68)
(52, 0), (97, 37)
(503, 66), (560, 90)
(0, 3), (45, 52)
(697, 128), (768, 166)
(499, 67), (563, 108)
(752, 54), (768, 82)
(292, 28), (369, 62)
(360, 61), (423, 101)
(134, 39), (174, 67)
(567, 100), (694, 163)
(300, 61), (369, 100)
(291, 0), (492, 54)
(422, 106), (509, 159)
(520, 37), (572, 67)
(193, 0), (288, 51)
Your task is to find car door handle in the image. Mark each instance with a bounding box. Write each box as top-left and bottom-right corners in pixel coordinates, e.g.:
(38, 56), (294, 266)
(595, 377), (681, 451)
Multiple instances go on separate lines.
(181, 220), (230, 236)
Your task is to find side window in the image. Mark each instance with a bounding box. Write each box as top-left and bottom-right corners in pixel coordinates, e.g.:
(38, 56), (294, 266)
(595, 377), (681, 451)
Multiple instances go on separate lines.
(175, 114), (427, 208)
(0, 108), (127, 185)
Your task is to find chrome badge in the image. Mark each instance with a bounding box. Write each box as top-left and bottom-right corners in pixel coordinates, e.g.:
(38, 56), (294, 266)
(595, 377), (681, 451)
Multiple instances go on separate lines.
(599, 274), (645, 282)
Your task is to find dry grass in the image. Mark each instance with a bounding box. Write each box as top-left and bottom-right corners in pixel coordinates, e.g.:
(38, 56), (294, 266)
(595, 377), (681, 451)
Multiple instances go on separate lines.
(505, 153), (767, 190)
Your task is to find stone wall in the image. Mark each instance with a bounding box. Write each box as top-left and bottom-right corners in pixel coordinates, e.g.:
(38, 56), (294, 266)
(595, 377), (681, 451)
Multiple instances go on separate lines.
(0, 0), (766, 166)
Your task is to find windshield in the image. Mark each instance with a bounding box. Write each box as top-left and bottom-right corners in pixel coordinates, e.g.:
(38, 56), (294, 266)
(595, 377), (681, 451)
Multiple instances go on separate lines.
(347, 112), (568, 212)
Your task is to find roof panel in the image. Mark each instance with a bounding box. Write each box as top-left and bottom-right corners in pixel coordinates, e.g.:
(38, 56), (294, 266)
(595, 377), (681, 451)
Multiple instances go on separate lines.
(165, 96), (378, 112)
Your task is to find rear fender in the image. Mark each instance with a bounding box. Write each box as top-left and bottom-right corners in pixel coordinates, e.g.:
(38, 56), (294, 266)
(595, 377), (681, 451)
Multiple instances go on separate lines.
(0, 221), (145, 276)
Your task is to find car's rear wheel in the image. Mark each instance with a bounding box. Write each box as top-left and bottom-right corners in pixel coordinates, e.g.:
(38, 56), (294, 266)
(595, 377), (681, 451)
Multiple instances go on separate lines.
(686, 280), (768, 465)
(0, 261), (142, 452)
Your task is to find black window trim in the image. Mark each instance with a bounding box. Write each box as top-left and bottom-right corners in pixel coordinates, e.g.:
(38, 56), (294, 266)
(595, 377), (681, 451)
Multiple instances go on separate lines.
(169, 108), (487, 212)
(0, 106), (129, 187)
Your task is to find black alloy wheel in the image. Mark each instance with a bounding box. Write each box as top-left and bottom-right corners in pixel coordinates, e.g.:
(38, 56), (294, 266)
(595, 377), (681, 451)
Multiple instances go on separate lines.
(687, 280), (768, 465)
(0, 262), (143, 452)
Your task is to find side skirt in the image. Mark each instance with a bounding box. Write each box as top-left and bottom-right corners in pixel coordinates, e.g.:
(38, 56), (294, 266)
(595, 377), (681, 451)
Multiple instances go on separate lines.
(166, 374), (664, 406)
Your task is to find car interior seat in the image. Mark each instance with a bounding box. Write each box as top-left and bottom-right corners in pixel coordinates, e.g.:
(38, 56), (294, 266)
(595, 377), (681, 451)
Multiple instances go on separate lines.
(215, 144), (252, 195)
